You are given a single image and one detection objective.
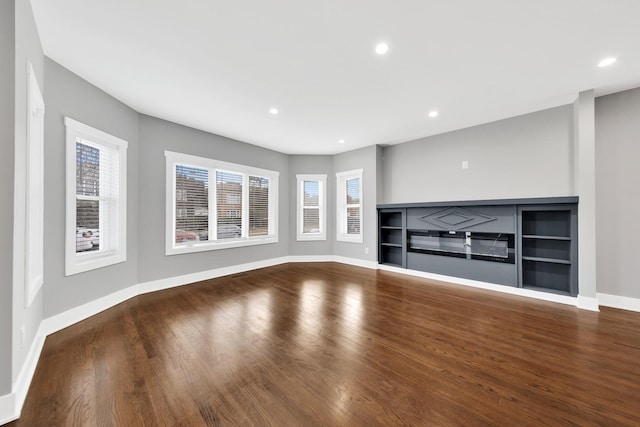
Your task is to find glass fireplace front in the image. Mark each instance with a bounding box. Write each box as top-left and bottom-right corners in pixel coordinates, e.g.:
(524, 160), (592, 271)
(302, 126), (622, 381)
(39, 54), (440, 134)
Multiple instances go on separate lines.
(408, 230), (515, 264)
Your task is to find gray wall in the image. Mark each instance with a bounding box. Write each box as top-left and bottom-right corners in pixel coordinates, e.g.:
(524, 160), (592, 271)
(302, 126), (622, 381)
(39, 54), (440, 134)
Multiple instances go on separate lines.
(380, 105), (575, 204)
(43, 59), (139, 317)
(595, 87), (640, 298)
(0, 0), (16, 397)
(333, 145), (378, 262)
(137, 115), (290, 283)
(288, 155), (334, 256)
(12, 0), (44, 384)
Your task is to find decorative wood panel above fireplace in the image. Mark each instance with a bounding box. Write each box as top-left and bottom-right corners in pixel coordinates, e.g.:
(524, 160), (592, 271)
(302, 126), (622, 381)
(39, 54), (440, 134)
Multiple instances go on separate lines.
(378, 197), (578, 296)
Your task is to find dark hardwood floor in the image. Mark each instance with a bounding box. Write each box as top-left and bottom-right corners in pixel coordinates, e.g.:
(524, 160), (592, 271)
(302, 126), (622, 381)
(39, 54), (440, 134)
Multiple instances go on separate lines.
(6, 262), (640, 426)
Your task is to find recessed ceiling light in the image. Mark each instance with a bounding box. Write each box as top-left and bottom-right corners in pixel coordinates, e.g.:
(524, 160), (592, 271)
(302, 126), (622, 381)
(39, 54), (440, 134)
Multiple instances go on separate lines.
(339, 139), (345, 144)
(375, 43), (389, 55)
(428, 110), (439, 118)
(269, 108), (278, 115)
(598, 57), (617, 67)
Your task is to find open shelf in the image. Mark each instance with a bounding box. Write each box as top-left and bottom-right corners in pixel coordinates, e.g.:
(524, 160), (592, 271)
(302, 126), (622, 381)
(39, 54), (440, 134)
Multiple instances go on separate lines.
(379, 209), (406, 267)
(519, 206), (576, 296)
(380, 246), (403, 267)
(522, 238), (570, 262)
(522, 211), (571, 237)
(522, 260), (571, 294)
(380, 228), (403, 246)
(380, 212), (403, 228)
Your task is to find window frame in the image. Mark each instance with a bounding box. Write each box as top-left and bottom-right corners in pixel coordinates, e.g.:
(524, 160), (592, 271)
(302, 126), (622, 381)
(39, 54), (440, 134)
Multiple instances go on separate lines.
(65, 117), (128, 276)
(336, 169), (363, 243)
(165, 151), (279, 255)
(296, 174), (327, 241)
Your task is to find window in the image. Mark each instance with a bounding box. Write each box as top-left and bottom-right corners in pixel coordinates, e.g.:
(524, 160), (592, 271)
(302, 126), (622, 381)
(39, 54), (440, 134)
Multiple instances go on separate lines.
(296, 174), (326, 241)
(165, 151), (279, 255)
(336, 169), (363, 243)
(65, 118), (128, 275)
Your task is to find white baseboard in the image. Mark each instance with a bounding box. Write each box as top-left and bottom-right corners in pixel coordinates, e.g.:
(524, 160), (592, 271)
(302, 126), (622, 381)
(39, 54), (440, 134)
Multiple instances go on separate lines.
(12, 321), (47, 420)
(41, 285), (139, 337)
(287, 255), (377, 270)
(378, 264), (580, 307)
(577, 295), (600, 312)
(333, 256), (378, 270)
(136, 257), (290, 295)
(597, 293), (640, 313)
(0, 392), (16, 425)
(287, 255), (335, 263)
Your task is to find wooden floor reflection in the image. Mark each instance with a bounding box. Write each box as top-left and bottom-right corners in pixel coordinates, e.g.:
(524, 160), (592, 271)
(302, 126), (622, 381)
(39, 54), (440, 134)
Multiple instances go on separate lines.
(8, 262), (640, 426)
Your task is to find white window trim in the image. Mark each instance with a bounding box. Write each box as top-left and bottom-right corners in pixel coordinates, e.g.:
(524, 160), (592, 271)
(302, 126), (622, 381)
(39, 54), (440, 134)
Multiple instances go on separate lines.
(25, 63), (45, 306)
(336, 168), (363, 243)
(65, 117), (128, 275)
(165, 150), (279, 255)
(296, 174), (327, 241)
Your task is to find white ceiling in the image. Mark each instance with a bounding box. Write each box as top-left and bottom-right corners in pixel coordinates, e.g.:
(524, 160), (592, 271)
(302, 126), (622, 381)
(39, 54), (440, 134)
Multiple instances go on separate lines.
(30, 0), (640, 155)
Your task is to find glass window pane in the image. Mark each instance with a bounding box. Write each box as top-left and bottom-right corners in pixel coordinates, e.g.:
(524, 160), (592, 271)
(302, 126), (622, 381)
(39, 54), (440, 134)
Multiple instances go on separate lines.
(216, 171), (242, 239)
(76, 142), (100, 197)
(249, 176), (269, 236)
(303, 181), (319, 207)
(347, 206), (360, 234)
(303, 208), (320, 233)
(76, 200), (100, 253)
(346, 177), (360, 204)
(175, 165), (208, 244)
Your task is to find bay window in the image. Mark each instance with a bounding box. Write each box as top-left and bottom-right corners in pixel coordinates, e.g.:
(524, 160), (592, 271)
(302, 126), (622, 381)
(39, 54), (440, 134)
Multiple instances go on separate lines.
(165, 151), (278, 255)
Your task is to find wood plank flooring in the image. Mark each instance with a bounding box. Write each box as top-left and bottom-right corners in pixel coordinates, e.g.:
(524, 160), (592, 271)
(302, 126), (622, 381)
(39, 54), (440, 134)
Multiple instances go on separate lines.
(7, 262), (640, 426)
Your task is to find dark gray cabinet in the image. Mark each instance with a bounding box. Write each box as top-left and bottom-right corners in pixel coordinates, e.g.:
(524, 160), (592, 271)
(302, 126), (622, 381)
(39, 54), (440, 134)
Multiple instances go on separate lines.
(377, 197), (579, 297)
(518, 206), (578, 296)
(378, 209), (405, 267)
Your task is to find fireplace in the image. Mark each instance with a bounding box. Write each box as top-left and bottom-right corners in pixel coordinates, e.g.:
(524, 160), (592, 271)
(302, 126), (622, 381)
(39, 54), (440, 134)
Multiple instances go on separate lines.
(407, 230), (515, 264)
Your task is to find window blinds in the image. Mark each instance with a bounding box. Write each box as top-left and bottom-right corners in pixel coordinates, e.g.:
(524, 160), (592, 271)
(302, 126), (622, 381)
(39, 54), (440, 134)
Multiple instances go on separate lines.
(216, 171), (243, 239)
(303, 180), (320, 233)
(175, 165), (208, 243)
(75, 140), (120, 253)
(249, 176), (270, 236)
(346, 177), (361, 234)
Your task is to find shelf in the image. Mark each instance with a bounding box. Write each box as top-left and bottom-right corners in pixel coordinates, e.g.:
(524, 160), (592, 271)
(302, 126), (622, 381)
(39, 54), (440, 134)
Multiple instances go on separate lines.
(522, 210), (571, 237)
(381, 243), (402, 248)
(380, 226), (403, 230)
(522, 260), (571, 293)
(380, 228), (403, 246)
(521, 256), (571, 265)
(380, 245), (403, 266)
(522, 235), (571, 241)
(380, 211), (403, 228)
(521, 238), (570, 261)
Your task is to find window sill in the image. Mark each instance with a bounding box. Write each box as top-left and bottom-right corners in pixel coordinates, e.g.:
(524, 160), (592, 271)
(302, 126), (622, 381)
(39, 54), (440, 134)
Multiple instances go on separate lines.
(337, 234), (363, 243)
(297, 233), (326, 241)
(65, 250), (126, 276)
(166, 236), (279, 256)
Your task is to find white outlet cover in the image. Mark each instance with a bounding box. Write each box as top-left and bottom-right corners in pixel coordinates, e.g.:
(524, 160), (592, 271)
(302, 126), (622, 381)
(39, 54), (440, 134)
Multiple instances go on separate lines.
(462, 160), (469, 169)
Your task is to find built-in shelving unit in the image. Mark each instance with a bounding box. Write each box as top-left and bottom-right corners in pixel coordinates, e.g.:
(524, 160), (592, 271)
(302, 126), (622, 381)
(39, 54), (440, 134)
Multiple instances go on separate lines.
(378, 209), (406, 267)
(518, 207), (578, 296)
(377, 197), (579, 297)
